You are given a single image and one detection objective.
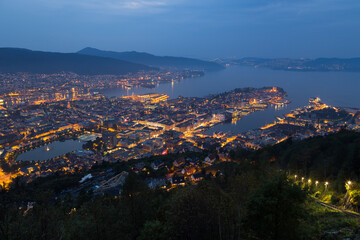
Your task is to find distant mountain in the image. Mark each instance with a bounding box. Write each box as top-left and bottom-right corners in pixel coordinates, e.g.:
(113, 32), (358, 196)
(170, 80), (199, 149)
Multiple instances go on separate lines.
(230, 57), (360, 72)
(0, 48), (154, 75)
(78, 47), (225, 71)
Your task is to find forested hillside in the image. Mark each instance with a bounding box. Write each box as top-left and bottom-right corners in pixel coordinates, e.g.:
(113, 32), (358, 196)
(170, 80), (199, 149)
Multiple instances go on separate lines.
(1, 131), (360, 240)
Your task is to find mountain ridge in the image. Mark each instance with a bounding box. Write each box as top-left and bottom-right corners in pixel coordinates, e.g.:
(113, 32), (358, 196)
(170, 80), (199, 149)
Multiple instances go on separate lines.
(227, 57), (360, 72)
(78, 47), (225, 71)
(0, 48), (155, 75)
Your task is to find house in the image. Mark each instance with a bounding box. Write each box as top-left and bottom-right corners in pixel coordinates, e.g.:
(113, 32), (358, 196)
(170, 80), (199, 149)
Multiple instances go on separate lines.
(184, 166), (196, 175)
(171, 175), (185, 186)
(19, 167), (30, 175)
(173, 157), (185, 167)
(132, 162), (146, 173)
(187, 157), (200, 165)
(245, 141), (261, 150)
(151, 159), (164, 170)
(145, 178), (167, 189)
(204, 154), (217, 165)
(142, 138), (164, 152)
(191, 173), (204, 182)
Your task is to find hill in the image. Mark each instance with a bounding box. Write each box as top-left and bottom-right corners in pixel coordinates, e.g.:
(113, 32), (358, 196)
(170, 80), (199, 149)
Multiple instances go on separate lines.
(2, 131), (360, 239)
(233, 130), (360, 192)
(231, 57), (360, 72)
(78, 47), (225, 71)
(0, 48), (155, 75)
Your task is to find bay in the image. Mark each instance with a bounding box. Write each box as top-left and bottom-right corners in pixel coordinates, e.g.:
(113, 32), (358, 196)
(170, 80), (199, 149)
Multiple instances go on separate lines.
(102, 66), (360, 134)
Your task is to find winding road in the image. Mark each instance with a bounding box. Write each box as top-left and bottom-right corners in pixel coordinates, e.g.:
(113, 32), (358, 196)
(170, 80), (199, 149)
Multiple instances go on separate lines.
(315, 199), (360, 218)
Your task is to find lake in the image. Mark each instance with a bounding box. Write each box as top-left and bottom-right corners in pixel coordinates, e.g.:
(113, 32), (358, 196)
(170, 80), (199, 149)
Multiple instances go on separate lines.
(16, 134), (99, 162)
(102, 66), (360, 135)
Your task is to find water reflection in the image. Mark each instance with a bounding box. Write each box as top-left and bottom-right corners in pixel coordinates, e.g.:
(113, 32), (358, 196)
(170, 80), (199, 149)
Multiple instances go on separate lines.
(101, 66), (360, 134)
(17, 134), (99, 162)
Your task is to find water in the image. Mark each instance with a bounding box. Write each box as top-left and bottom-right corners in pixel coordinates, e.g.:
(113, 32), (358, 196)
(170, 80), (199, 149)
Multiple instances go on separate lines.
(17, 139), (84, 162)
(103, 66), (360, 134)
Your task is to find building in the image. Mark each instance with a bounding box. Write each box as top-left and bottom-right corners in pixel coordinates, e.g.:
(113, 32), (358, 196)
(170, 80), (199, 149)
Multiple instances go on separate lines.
(171, 175), (185, 186)
(103, 132), (118, 149)
(123, 94), (169, 104)
(173, 157), (185, 167)
(151, 159), (165, 170)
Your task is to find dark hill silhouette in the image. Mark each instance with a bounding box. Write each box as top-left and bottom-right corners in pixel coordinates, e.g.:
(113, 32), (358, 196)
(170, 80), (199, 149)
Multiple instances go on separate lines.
(233, 57), (360, 72)
(0, 48), (154, 75)
(238, 130), (360, 192)
(78, 47), (224, 71)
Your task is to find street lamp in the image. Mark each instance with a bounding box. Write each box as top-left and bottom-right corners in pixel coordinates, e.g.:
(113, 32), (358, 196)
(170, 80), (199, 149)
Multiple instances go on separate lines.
(325, 182), (329, 190)
(294, 175), (297, 180)
(301, 177), (304, 182)
(346, 181), (352, 190)
(315, 181), (319, 186)
(308, 179), (311, 184)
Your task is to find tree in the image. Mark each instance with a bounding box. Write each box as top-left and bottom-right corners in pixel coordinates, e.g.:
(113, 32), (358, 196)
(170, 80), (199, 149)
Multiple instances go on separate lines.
(137, 220), (168, 240)
(167, 181), (238, 240)
(245, 174), (308, 240)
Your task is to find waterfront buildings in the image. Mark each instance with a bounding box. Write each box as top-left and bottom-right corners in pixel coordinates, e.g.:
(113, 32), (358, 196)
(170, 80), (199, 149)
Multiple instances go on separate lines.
(0, 76), (358, 187)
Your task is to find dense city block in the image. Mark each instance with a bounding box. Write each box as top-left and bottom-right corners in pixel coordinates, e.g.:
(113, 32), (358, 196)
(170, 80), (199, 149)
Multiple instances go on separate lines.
(1, 80), (359, 190)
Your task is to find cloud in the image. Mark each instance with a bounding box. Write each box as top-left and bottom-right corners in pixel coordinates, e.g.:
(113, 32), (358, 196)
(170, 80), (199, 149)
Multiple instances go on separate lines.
(181, 0), (360, 24)
(25, 0), (177, 14)
(122, 0), (167, 9)
(245, 0), (360, 14)
(182, 0), (360, 14)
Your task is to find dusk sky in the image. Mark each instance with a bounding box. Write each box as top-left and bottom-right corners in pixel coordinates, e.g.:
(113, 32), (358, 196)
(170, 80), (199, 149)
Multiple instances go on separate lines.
(1, 0), (360, 59)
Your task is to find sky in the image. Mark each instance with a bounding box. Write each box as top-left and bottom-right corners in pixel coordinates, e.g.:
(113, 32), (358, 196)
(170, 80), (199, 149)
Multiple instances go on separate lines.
(1, 0), (360, 59)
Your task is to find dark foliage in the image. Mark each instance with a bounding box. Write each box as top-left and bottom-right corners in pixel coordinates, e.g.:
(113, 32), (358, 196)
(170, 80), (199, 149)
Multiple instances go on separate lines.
(2, 131), (359, 239)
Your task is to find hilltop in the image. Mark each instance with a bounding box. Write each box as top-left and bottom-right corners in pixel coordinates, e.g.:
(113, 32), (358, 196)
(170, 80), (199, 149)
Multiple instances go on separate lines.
(78, 47), (225, 71)
(0, 48), (154, 75)
(228, 57), (360, 72)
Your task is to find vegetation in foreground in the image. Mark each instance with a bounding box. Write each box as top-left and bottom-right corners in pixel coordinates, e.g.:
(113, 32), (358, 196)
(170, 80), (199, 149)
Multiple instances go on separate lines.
(1, 131), (360, 240)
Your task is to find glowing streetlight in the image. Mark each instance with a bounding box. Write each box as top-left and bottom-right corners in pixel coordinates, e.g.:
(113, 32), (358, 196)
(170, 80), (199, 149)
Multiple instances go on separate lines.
(325, 182), (329, 190)
(315, 181), (319, 186)
(346, 181), (352, 190)
(308, 179), (311, 184)
(294, 175), (297, 180)
(301, 177), (304, 182)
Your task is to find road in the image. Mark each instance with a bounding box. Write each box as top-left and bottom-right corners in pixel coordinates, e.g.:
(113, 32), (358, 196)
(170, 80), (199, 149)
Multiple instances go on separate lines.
(315, 199), (360, 218)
